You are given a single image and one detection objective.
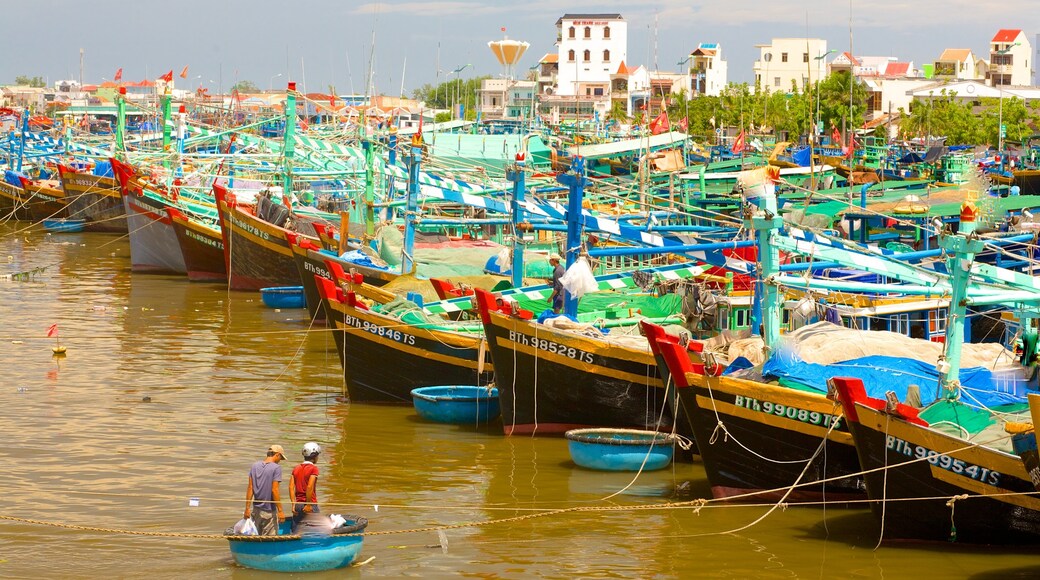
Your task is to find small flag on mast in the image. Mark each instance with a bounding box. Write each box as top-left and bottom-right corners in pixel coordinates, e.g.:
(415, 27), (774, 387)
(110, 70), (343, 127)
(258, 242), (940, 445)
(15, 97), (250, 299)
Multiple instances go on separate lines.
(179, 65), (189, 79)
(159, 70), (174, 82)
(114, 68), (123, 81)
(46, 324), (58, 338)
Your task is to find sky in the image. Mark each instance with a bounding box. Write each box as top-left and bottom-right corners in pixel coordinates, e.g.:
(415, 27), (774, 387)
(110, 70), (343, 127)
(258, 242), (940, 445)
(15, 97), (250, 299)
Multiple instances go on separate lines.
(3, 0), (1039, 96)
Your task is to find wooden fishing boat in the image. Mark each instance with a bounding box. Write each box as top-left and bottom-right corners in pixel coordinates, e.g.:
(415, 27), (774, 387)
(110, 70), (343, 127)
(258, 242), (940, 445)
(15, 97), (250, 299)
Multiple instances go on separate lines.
(19, 176), (70, 222)
(111, 159), (187, 274)
(57, 163), (127, 233)
(289, 235), (397, 322)
(647, 323), (865, 502)
(0, 172), (32, 220)
(1010, 394), (1040, 491)
(316, 276), (494, 403)
(474, 288), (674, 436)
(167, 207), (227, 282)
(832, 376), (1040, 543)
(214, 184), (307, 291)
(226, 517), (367, 572)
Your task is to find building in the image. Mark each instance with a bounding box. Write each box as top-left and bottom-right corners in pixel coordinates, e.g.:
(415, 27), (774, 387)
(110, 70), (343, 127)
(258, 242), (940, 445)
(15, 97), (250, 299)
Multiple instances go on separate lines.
(1035, 33), (1040, 85)
(988, 29), (1032, 86)
(534, 53), (558, 97)
(687, 43), (727, 96)
(478, 78), (536, 121)
(753, 38), (828, 93)
(907, 79), (1040, 104)
(555, 13), (627, 98)
(933, 49), (979, 80)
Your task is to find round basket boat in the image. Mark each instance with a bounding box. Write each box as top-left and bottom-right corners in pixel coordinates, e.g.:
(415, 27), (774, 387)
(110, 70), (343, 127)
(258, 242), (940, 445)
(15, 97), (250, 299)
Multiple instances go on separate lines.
(410, 385), (500, 424)
(260, 286), (306, 309)
(564, 428), (675, 471)
(226, 516), (368, 572)
(42, 218), (86, 233)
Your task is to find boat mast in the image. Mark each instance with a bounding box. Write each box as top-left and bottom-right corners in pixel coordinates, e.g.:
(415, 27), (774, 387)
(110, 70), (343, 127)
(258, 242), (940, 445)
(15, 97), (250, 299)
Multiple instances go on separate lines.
(161, 88), (172, 171)
(402, 134), (422, 274)
(506, 152), (526, 287)
(938, 201), (985, 396)
(556, 156), (587, 319)
(747, 168), (783, 350)
(282, 81), (298, 197)
(115, 87), (126, 156)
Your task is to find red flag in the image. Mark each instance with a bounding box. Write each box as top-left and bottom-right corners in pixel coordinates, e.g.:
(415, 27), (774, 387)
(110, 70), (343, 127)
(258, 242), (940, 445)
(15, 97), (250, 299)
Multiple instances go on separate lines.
(114, 68), (123, 81)
(46, 324), (58, 338)
(844, 134), (858, 158)
(649, 111), (669, 135)
(831, 126), (841, 146)
(500, 27), (506, 32)
(677, 117), (688, 132)
(731, 130), (746, 154)
(179, 65), (189, 79)
(159, 70), (173, 82)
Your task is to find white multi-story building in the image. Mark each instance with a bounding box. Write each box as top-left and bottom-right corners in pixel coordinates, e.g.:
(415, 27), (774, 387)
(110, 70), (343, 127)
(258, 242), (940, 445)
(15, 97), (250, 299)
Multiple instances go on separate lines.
(989, 29), (1032, 86)
(477, 78), (536, 121)
(555, 13), (627, 98)
(753, 38), (827, 93)
(688, 43), (727, 96)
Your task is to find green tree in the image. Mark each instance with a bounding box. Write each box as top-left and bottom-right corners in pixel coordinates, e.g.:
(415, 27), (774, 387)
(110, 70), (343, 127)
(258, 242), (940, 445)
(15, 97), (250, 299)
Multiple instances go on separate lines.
(15, 75), (45, 88)
(817, 71), (867, 133)
(608, 98), (629, 123)
(231, 80), (260, 93)
(412, 75), (490, 116)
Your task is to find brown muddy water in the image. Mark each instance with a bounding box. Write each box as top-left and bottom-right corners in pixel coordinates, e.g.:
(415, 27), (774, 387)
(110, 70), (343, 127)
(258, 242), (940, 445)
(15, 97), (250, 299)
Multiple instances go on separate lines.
(2, 224), (1040, 579)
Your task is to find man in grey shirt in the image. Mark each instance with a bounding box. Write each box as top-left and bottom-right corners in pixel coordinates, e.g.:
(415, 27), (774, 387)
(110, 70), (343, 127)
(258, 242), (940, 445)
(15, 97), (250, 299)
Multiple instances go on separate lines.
(244, 444), (287, 535)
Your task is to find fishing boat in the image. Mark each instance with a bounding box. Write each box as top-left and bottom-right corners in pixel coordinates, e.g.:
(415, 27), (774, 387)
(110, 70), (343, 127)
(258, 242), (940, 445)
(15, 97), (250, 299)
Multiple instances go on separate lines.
(0, 170), (33, 220)
(18, 176), (70, 222)
(214, 184), (313, 291)
(316, 275), (494, 403)
(111, 159), (187, 274)
(226, 517), (368, 572)
(57, 162), (128, 233)
(167, 207), (227, 282)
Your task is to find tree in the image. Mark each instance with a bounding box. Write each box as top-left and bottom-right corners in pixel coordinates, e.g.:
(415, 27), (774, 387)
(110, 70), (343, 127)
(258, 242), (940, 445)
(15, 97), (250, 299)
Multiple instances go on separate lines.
(412, 75), (490, 115)
(15, 75), (45, 88)
(817, 71), (867, 133)
(231, 80), (260, 93)
(608, 98), (629, 123)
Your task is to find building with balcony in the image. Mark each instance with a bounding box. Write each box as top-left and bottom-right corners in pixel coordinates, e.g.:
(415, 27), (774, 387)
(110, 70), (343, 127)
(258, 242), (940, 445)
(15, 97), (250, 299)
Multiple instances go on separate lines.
(555, 13), (627, 98)
(988, 29), (1031, 86)
(478, 78), (536, 121)
(535, 53), (558, 97)
(933, 49), (979, 80)
(687, 43), (727, 96)
(753, 38), (827, 93)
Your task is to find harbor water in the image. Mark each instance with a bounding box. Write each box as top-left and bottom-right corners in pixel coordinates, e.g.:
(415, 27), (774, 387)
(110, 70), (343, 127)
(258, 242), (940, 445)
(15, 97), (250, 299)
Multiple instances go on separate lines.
(3, 225), (1040, 578)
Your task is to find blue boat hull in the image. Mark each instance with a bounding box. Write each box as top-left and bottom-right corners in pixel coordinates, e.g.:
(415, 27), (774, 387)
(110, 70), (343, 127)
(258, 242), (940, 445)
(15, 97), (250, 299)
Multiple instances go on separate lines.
(565, 429), (674, 471)
(42, 218), (86, 233)
(411, 386), (500, 423)
(260, 286), (307, 309)
(227, 519), (366, 572)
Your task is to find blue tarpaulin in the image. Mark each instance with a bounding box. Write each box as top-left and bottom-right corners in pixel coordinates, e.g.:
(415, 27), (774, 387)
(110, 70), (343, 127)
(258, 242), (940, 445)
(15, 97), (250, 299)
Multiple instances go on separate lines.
(792, 147), (812, 167)
(337, 249), (390, 271)
(761, 349), (1032, 409)
(93, 160), (114, 177)
(4, 170), (25, 187)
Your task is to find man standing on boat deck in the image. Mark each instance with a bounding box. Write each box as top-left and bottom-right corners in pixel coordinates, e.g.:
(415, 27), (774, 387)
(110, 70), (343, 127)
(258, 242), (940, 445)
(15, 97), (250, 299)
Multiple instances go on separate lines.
(549, 254), (565, 314)
(290, 442), (322, 523)
(244, 445), (287, 535)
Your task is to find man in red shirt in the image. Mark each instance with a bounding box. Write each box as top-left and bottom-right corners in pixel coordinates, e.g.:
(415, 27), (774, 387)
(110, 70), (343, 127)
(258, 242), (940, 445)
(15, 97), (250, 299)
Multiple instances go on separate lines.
(290, 442), (321, 524)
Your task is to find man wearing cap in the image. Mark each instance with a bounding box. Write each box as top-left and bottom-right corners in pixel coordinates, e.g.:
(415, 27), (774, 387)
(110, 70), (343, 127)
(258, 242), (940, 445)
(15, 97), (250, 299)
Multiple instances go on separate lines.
(548, 254), (565, 314)
(244, 445), (287, 535)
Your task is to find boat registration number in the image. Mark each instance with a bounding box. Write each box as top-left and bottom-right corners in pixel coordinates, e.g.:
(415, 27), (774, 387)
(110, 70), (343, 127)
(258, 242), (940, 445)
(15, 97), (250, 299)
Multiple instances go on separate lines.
(885, 435), (1001, 486)
(508, 330), (594, 364)
(343, 314), (417, 345)
(733, 395), (842, 429)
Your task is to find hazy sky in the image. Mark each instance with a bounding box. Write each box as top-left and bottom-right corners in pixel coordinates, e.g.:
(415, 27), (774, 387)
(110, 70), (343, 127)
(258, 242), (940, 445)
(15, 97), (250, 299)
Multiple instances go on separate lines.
(3, 0), (1038, 95)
